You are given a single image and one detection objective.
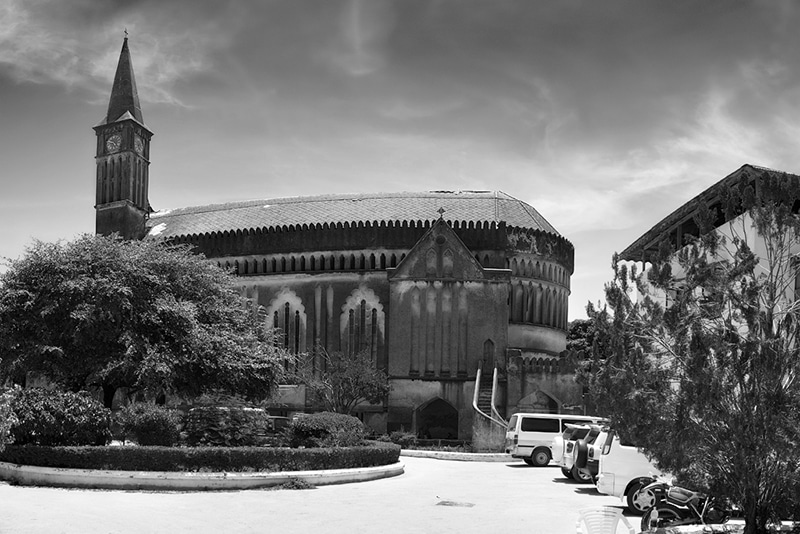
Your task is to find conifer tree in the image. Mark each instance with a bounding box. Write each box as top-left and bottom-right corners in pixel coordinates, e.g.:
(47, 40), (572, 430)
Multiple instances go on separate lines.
(583, 172), (800, 533)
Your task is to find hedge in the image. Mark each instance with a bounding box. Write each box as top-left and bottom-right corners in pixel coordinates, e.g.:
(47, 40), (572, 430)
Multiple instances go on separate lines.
(287, 412), (366, 448)
(0, 441), (400, 472)
(117, 403), (182, 446)
(9, 388), (112, 446)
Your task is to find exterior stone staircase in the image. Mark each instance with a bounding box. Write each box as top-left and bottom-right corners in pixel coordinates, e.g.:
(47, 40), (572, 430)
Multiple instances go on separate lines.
(476, 379), (494, 415)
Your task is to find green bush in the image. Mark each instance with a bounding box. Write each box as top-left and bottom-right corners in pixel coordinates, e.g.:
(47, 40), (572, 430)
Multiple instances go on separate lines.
(389, 430), (418, 448)
(0, 387), (19, 452)
(117, 403), (182, 446)
(0, 441), (401, 472)
(9, 388), (112, 446)
(287, 412), (366, 448)
(185, 406), (272, 446)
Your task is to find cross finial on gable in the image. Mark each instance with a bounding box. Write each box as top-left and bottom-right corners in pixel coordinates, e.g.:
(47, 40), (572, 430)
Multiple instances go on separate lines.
(437, 207), (446, 219)
(124, 28), (128, 38)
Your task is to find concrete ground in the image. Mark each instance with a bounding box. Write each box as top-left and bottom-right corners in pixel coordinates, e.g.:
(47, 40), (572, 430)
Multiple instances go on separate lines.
(0, 457), (640, 534)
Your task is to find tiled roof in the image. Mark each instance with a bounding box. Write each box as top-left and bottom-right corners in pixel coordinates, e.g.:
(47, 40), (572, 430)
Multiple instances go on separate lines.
(146, 191), (560, 239)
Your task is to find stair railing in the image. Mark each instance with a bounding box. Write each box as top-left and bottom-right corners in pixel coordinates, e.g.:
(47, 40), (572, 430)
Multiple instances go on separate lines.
(472, 362), (506, 428)
(490, 364), (507, 427)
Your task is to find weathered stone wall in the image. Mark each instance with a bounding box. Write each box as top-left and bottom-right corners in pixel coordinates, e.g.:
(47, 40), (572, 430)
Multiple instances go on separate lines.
(471, 416), (506, 452)
(239, 272), (390, 362)
(508, 324), (566, 355)
(161, 220), (576, 442)
(503, 350), (585, 418)
(386, 378), (474, 440)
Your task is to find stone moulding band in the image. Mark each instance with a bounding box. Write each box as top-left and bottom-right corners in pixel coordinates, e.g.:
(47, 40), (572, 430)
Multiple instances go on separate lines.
(0, 461), (405, 491)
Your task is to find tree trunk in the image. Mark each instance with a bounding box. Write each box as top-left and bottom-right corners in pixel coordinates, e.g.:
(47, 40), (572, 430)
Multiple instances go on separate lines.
(742, 501), (770, 534)
(102, 385), (117, 409)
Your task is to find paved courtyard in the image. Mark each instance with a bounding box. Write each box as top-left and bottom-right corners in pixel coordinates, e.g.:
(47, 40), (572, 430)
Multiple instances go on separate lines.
(0, 456), (640, 533)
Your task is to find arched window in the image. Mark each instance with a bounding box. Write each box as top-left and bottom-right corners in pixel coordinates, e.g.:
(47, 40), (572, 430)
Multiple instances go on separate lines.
(483, 339), (495, 370)
(340, 288), (385, 359)
(266, 290), (308, 357)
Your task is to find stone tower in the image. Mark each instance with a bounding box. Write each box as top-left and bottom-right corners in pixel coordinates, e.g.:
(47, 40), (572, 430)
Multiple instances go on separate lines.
(93, 36), (153, 239)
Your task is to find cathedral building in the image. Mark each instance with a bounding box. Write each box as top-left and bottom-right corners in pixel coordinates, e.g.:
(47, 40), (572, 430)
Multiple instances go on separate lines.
(95, 38), (582, 447)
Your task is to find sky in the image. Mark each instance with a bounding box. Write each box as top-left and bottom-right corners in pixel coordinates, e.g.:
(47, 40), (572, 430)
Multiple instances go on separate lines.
(2, 0), (800, 320)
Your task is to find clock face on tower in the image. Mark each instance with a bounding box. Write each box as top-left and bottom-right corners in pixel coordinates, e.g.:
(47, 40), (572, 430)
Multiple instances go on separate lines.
(106, 134), (122, 153)
(134, 135), (144, 155)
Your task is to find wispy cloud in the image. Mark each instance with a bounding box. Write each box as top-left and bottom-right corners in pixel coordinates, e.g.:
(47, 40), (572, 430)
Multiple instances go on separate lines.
(0, 0), (224, 107)
(0, 0), (85, 87)
(326, 0), (396, 76)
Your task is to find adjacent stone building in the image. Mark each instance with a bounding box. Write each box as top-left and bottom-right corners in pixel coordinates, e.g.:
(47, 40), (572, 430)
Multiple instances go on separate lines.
(94, 37), (583, 445)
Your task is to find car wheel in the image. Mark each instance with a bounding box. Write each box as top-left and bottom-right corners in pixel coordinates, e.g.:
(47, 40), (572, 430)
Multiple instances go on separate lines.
(571, 465), (592, 483)
(626, 480), (657, 515)
(561, 467), (572, 479)
(640, 503), (686, 531)
(531, 448), (551, 467)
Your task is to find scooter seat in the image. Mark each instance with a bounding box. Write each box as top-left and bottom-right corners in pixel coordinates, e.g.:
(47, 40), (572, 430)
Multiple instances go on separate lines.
(668, 486), (701, 505)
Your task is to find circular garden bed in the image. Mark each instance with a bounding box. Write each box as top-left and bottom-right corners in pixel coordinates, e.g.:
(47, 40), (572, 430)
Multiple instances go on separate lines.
(0, 441), (400, 473)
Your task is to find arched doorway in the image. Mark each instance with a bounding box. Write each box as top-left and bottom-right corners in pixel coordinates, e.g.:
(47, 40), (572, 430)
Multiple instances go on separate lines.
(416, 398), (458, 439)
(516, 390), (559, 413)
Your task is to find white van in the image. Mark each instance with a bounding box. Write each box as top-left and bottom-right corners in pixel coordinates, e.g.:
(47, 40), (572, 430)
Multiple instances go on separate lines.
(595, 429), (663, 515)
(504, 413), (606, 466)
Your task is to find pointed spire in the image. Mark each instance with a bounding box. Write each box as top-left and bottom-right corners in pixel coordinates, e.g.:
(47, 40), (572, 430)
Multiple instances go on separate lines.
(105, 36), (144, 124)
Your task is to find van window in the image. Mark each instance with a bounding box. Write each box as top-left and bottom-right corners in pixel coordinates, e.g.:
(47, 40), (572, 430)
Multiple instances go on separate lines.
(520, 417), (559, 433)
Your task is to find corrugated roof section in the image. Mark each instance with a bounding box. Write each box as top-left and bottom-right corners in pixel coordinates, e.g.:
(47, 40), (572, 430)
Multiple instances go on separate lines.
(146, 191), (560, 238)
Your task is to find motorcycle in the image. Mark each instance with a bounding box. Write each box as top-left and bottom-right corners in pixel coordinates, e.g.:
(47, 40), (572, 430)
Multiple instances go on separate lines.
(640, 477), (733, 531)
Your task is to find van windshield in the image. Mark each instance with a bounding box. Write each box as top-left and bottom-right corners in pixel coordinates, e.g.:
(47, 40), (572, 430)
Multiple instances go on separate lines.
(507, 416), (517, 431)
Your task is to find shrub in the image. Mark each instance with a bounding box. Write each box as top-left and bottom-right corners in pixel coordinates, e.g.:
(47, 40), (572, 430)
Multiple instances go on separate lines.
(0, 387), (19, 452)
(185, 406), (272, 446)
(9, 388), (112, 446)
(0, 441), (401, 472)
(117, 403), (182, 446)
(388, 430), (418, 448)
(287, 412), (366, 448)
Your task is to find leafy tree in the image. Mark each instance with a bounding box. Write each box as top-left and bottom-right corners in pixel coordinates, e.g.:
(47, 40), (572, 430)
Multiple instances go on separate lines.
(0, 234), (287, 407)
(583, 172), (800, 533)
(296, 348), (390, 415)
(567, 318), (599, 354)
